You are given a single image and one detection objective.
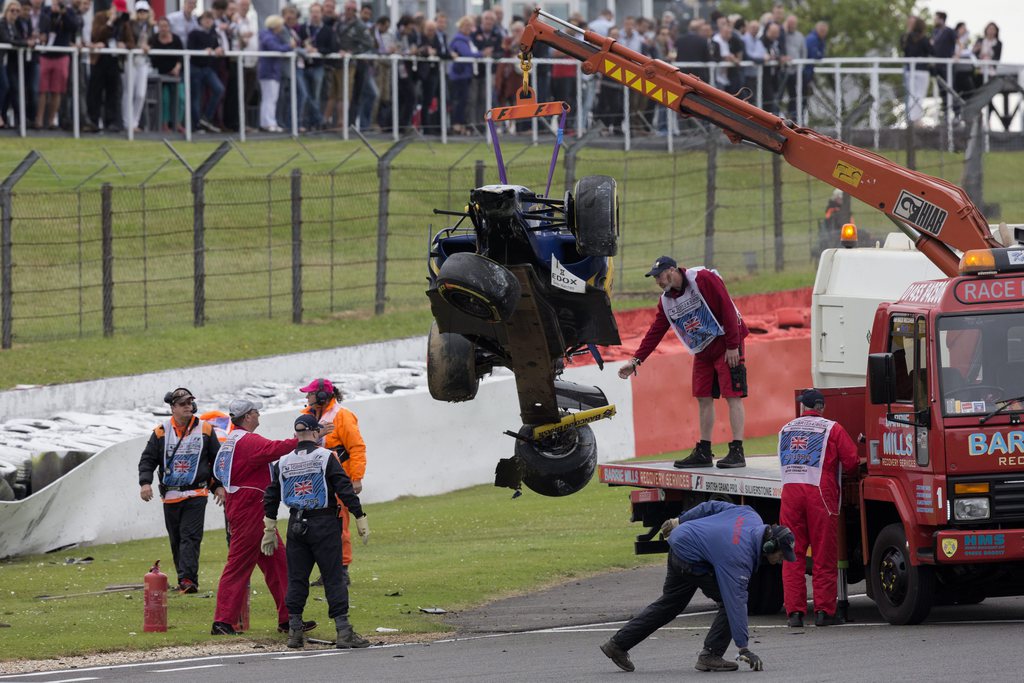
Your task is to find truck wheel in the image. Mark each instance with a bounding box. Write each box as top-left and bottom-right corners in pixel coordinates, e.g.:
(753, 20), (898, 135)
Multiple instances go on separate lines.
(426, 322), (479, 402)
(870, 523), (935, 625)
(436, 253), (521, 323)
(747, 562), (784, 615)
(571, 175), (618, 257)
(516, 424), (597, 497)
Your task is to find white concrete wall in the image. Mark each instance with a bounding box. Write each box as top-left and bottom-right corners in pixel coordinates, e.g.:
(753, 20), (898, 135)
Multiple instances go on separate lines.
(0, 361), (634, 558)
(0, 337), (426, 420)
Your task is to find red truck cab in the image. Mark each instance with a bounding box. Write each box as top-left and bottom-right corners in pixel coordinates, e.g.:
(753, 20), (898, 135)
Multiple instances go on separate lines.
(863, 258), (1024, 622)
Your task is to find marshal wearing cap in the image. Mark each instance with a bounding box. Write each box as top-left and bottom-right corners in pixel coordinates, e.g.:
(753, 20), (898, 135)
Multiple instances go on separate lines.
(644, 255), (677, 277)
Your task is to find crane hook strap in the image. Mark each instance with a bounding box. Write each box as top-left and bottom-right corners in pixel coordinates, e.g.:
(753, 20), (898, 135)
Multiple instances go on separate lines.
(518, 51), (535, 101)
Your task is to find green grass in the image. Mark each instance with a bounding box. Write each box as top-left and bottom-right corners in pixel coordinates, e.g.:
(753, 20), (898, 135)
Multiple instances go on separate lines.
(1, 137), (1020, 386)
(0, 436), (781, 662)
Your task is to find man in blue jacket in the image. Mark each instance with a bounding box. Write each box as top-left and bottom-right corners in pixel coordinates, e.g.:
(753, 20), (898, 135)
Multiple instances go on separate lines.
(600, 501), (795, 673)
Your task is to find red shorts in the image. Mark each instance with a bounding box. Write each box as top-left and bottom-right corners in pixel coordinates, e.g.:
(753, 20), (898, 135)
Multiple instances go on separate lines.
(39, 55), (69, 94)
(692, 344), (746, 398)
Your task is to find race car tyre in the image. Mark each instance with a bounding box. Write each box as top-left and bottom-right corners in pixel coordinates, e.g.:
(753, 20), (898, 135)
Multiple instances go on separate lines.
(747, 561), (784, 615)
(572, 175), (618, 257)
(435, 253), (521, 323)
(516, 424), (597, 497)
(426, 321), (479, 402)
(870, 522), (935, 625)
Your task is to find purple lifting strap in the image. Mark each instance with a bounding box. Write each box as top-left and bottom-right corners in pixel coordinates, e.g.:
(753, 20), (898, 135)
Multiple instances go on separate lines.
(487, 108), (569, 196)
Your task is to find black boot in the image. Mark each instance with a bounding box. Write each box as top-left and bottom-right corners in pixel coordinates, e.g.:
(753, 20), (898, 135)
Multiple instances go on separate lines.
(674, 440), (713, 468)
(815, 610), (845, 626)
(287, 615), (305, 648)
(787, 611), (804, 628)
(716, 440), (746, 468)
(335, 615), (370, 649)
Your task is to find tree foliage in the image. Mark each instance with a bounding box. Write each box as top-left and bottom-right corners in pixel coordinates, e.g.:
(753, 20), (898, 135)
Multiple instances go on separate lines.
(717, 0), (919, 58)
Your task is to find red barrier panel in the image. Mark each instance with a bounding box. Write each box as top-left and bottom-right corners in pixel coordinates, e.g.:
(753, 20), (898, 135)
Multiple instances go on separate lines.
(631, 336), (813, 457)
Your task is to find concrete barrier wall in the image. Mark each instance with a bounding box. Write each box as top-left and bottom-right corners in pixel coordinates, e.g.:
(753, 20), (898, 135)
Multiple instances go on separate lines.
(0, 362), (634, 558)
(0, 337), (426, 420)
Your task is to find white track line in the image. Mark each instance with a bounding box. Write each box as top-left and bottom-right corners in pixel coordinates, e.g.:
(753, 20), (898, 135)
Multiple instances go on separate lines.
(273, 652), (346, 660)
(151, 664), (225, 673)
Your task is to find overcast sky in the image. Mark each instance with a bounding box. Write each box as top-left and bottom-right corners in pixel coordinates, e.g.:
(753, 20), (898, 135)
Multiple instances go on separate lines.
(926, 0), (1023, 63)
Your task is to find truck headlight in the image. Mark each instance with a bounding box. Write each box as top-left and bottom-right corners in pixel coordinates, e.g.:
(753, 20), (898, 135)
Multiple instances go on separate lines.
(953, 498), (990, 521)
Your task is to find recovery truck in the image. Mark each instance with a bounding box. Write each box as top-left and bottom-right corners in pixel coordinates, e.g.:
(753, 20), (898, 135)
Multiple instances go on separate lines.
(518, 10), (1024, 624)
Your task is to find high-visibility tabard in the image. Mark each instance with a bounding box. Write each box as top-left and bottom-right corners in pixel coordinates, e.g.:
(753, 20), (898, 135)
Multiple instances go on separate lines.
(663, 267), (724, 354)
(162, 419), (205, 487)
(213, 431), (248, 493)
(778, 416), (835, 487)
(279, 447), (331, 510)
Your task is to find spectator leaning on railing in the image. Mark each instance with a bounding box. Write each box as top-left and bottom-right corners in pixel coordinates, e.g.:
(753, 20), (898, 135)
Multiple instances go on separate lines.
(447, 14), (477, 135)
(258, 13), (292, 133)
(298, 2), (325, 130)
(37, 0), (77, 131)
(85, 0), (133, 133)
(187, 10), (225, 133)
(122, 1), (152, 134)
(1, 0), (34, 129)
(803, 21), (828, 95)
(335, 0), (372, 127)
(150, 16), (183, 132)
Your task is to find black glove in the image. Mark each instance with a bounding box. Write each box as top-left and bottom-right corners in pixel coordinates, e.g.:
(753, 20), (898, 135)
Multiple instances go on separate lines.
(737, 648), (763, 671)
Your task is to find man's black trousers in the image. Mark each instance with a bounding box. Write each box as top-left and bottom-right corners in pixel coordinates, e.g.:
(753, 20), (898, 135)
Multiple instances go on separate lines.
(285, 510), (349, 619)
(162, 495), (208, 586)
(611, 552), (733, 656)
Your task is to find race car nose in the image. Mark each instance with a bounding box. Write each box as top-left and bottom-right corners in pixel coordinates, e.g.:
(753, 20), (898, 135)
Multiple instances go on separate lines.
(471, 185), (521, 219)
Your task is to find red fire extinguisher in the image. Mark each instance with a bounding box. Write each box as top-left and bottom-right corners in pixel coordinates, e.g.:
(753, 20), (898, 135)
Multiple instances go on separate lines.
(144, 560), (168, 633)
(234, 581), (250, 632)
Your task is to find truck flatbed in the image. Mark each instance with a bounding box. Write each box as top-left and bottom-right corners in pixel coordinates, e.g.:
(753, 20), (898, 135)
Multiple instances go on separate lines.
(599, 456), (782, 500)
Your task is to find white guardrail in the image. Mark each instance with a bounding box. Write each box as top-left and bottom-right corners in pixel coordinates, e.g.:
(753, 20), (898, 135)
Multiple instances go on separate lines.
(1, 44), (1019, 148)
(0, 340), (634, 558)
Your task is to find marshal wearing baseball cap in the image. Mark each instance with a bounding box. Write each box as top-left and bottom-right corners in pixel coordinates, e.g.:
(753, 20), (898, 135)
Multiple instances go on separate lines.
(800, 389), (825, 409)
(294, 413), (320, 433)
(644, 255), (678, 277)
(228, 398), (262, 418)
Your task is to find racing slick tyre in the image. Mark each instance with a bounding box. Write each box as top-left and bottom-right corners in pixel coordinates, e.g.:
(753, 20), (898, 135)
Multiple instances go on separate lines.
(571, 175), (618, 257)
(435, 253), (521, 323)
(870, 523), (935, 625)
(747, 562), (784, 615)
(426, 321), (479, 402)
(516, 424), (597, 497)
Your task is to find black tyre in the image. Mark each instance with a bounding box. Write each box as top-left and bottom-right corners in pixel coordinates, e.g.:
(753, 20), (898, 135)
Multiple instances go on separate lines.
(516, 424), (597, 497)
(572, 175), (618, 257)
(426, 321), (479, 402)
(435, 253), (520, 323)
(747, 561), (784, 615)
(870, 522), (935, 624)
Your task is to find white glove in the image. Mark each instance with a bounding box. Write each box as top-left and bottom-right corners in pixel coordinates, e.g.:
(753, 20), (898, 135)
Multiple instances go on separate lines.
(617, 358), (640, 379)
(660, 517), (680, 539)
(261, 517), (279, 556)
(356, 515), (370, 545)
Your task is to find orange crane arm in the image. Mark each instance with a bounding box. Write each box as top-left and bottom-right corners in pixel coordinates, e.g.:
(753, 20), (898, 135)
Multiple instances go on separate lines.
(520, 10), (999, 276)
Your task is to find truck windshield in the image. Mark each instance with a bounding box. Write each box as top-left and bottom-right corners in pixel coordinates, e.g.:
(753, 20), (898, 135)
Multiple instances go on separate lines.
(937, 313), (1024, 416)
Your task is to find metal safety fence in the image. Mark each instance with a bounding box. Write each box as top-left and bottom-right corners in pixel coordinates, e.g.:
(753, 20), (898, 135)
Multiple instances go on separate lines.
(3, 119), (1022, 347)
(1, 44), (1021, 150)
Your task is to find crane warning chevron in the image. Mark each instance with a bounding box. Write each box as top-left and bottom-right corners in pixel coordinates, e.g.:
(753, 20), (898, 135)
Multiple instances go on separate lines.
(601, 59), (679, 106)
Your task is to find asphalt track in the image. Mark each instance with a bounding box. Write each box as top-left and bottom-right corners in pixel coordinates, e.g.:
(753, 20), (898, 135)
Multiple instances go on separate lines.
(3, 564), (1022, 682)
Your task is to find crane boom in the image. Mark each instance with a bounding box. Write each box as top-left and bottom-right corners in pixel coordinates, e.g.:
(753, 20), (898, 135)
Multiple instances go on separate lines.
(520, 10), (1000, 276)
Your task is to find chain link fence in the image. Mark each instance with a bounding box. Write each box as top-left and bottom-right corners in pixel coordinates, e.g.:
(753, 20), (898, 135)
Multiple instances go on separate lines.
(1, 128), (1020, 346)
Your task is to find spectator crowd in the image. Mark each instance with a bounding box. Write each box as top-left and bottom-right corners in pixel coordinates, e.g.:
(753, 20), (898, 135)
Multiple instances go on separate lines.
(0, 1), (1006, 135)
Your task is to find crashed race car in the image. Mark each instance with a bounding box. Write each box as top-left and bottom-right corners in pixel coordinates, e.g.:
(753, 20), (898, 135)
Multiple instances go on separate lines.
(425, 173), (621, 497)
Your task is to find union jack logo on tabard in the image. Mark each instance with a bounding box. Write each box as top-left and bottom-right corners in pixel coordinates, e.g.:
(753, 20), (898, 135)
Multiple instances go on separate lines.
(684, 318), (701, 332)
(790, 436), (808, 450)
(173, 460), (191, 473)
(294, 480), (313, 496)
